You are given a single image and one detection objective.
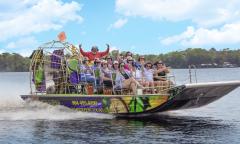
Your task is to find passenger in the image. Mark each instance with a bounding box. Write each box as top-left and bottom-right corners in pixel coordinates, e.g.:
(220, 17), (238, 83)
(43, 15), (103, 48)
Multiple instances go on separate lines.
(101, 60), (113, 87)
(106, 56), (113, 69)
(117, 53), (124, 63)
(154, 61), (170, 81)
(131, 64), (144, 85)
(126, 56), (135, 71)
(79, 44), (110, 61)
(80, 59), (95, 84)
(79, 58), (87, 82)
(143, 62), (155, 94)
(92, 58), (102, 70)
(135, 55), (145, 69)
(123, 51), (133, 63)
(125, 51), (133, 57)
(112, 60), (119, 72)
(85, 65), (95, 84)
(115, 62), (142, 95)
(92, 58), (102, 86)
(123, 56), (133, 71)
(154, 61), (170, 93)
(111, 60), (119, 82)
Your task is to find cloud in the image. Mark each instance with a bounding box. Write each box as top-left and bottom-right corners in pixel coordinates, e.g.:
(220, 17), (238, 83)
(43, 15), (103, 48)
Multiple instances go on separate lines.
(160, 22), (240, 47)
(6, 36), (38, 49)
(6, 36), (39, 56)
(115, 0), (240, 27)
(115, 0), (240, 47)
(112, 18), (128, 29)
(0, 0), (83, 41)
(108, 18), (128, 30)
(160, 26), (195, 45)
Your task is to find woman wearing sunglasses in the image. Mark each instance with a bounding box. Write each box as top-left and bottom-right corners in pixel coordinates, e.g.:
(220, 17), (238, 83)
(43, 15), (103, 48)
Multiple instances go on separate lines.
(154, 61), (170, 93)
(153, 61), (169, 81)
(115, 62), (142, 95)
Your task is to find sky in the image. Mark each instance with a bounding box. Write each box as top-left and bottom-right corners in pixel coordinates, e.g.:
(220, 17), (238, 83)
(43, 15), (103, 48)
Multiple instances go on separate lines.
(0, 0), (240, 56)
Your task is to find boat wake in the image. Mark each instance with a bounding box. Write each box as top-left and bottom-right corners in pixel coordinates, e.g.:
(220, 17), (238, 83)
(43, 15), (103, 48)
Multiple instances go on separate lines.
(0, 96), (114, 121)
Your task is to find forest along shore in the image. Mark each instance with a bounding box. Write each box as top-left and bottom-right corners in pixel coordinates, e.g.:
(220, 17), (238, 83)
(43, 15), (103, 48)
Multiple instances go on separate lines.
(0, 48), (240, 72)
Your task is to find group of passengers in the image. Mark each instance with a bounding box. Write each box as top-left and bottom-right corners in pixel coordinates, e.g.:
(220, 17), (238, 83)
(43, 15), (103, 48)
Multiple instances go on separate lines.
(75, 45), (170, 95)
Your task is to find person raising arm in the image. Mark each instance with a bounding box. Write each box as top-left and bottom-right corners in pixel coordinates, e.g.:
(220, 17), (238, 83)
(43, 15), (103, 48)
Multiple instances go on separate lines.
(79, 44), (110, 61)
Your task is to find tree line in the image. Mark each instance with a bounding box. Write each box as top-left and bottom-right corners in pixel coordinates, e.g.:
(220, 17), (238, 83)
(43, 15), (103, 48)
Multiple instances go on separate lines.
(0, 48), (240, 72)
(0, 53), (30, 72)
(133, 48), (240, 68)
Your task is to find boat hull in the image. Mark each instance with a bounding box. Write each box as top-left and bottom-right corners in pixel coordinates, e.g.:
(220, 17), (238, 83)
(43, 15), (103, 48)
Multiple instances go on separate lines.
(21, 94), (170, 115)
(21, 81), (240, 116)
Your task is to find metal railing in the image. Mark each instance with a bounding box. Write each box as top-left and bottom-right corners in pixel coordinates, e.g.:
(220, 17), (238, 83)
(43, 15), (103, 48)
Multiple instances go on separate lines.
(188, 65), (198, 83)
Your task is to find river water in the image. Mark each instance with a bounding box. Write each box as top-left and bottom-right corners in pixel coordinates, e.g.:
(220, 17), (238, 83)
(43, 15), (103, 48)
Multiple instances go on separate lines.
(0, 68), (240, 143)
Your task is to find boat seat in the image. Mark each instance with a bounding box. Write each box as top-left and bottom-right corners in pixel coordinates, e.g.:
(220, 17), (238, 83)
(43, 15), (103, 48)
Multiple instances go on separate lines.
(51, 49), (64, 69)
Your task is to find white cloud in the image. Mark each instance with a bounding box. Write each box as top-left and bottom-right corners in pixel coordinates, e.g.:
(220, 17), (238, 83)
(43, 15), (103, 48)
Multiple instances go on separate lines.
(161, 27), (195, 45)
(0, 0), (83, 41)
(115, 0), (240, 27)
(113, 18), (128, 29)
(108, 18), (128, 30)
(6, 36), (38, 49)
(6, 36), (39, 56)
(161, 22), (240, 47)
(115, 0), (240, 47)
(116, 0), (198, 21)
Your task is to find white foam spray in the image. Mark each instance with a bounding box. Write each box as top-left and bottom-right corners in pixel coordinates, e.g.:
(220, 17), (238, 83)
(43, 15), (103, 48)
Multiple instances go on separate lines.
(0, 99), (114, 121)
(0, 73), (114, 121)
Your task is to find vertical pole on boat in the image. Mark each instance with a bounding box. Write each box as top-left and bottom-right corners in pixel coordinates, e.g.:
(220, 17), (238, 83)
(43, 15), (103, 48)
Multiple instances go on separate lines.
(188, 65), (192, 83)
(29, 50), (34, 94)
(194, 65), (198, 83)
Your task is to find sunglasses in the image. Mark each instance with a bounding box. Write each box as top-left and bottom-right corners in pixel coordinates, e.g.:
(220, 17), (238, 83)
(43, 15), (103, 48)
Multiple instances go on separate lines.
(146, 65), (152, 67)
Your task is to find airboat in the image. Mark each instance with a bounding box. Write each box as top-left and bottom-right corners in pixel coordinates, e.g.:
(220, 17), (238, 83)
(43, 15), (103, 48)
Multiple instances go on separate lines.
(20, 40), (240, 117)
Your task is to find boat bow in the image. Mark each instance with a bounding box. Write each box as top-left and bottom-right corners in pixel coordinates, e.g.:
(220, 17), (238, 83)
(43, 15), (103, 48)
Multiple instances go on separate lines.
(155, 80), (240, 112)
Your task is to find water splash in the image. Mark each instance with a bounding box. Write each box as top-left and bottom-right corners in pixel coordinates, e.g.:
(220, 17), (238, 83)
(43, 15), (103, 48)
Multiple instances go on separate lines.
(0, 73), (114, 121)
(0, 98), (114, 121)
